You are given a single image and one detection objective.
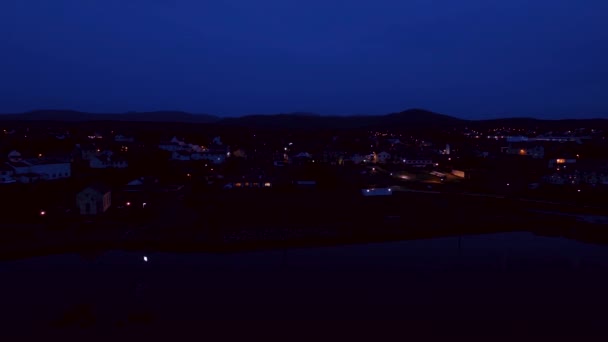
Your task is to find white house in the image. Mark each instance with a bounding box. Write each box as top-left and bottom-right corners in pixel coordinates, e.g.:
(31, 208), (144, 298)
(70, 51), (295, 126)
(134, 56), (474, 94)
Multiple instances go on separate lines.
(89, 155), (129, 169)
(77, 185), (111, 215)
(6, 158), (71, 182)
(159, 137), (189, 152)
(28, 160), (72, 179)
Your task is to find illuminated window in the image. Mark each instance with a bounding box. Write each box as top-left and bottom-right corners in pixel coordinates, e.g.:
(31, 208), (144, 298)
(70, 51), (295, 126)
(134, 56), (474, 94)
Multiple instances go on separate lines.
(235, 183), (242, 187)
(245, 182), (250, 187)
(556, 159), (566, 164)
(264, 182), (272, 187)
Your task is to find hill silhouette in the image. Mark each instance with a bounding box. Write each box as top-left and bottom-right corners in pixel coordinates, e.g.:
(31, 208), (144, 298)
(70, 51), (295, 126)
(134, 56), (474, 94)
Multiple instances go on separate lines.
(1, 109), (606, 131)
(0, 110), (219, 123)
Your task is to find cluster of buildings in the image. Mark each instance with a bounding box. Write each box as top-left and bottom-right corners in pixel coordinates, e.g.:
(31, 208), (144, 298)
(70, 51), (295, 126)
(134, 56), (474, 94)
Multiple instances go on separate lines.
(160, 136), (229, 164)
(1, 120), (608, 220)
(0, 151), (71, 184)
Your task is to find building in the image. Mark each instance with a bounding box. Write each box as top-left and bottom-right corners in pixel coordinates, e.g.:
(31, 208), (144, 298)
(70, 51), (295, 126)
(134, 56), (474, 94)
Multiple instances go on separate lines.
(402, 159), (434, 167)
(114, 134), (135, 143)
(6, 157), (71, 183)
(77, 185), (112, 215)
(159, 136), (204, 153)
(376, 151), (391, 164)
(503, 145), (545, 159)
(548, 158), (576, 169)
(362, 188), (393, 196)
(8, 150), (22, 162)
(89, 155), (129, 169)
(347, 154), (369, 164)
(0, 165), (16, 184)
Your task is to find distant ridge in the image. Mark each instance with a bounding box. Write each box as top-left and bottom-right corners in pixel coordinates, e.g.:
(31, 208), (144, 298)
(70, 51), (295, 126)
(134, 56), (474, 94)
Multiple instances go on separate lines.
(1, 109), (606, 130)
(0, 110), (219, 123)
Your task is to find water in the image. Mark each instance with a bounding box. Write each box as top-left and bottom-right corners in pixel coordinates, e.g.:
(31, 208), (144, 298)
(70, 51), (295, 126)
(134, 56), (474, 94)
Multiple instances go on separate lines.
(2, 232), (608, 337)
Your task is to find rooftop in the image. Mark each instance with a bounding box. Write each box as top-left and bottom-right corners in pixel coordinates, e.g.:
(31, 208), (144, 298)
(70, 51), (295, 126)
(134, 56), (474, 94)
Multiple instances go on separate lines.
(6, 161), (31, 168)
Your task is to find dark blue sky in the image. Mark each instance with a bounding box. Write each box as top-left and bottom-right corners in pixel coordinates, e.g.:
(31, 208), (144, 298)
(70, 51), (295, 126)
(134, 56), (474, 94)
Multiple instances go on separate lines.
(1, 0), (607, 119)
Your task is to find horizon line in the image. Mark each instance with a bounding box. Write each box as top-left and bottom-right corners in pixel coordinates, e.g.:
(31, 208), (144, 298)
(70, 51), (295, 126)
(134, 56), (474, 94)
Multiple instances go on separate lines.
(0, 108), (606, 121)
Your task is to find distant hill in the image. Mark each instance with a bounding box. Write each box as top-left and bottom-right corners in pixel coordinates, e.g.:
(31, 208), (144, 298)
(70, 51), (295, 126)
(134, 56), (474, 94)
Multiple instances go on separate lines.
(216, 108), (465, 130)
(1, 109), (606, 131)
(0, 110), (219, 123)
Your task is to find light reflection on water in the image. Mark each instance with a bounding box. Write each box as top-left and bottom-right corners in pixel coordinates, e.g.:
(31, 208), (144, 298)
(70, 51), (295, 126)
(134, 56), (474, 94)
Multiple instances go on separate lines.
(3, 232), (608, 335)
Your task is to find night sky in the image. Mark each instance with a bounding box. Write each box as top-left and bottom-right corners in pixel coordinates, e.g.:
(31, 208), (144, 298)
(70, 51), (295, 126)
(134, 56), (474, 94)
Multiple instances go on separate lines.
(1, 0), (607, 119)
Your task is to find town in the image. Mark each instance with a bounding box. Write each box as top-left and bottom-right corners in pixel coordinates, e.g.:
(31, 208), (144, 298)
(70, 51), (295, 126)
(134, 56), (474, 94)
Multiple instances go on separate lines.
(2, 112), (608, 260)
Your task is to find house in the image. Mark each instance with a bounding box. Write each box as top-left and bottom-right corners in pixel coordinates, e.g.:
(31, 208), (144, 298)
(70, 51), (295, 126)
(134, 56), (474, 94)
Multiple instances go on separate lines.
(212, 136), (223, 145)
(0, 165), (16, 184)
(195, 149), (228, 164)
(159, 137), (190, 152)
(6, 158), (71, 182)
(290, 152), (313, 165)
(548, 158), (576, 169)
(171, 151), (192, 161)
(362, 188), (393, 196)
(114, 134), (135, 143)
(223, 175), (274, 189)
(402, 159), (434, 168)
(77, 185), (112, 215)
(8, 150), (22, 162)
(89, 155), (129, 169)
(28, 159), (72, 180)
(376, 151), (391, 164)
(347, 154), (368, 165)
(17, 173), (42, 184)
(74, 144), (99, 161)
(222, 168), (274, 189)
(160, 136), (205, 153)
(503, 144), (545, 159)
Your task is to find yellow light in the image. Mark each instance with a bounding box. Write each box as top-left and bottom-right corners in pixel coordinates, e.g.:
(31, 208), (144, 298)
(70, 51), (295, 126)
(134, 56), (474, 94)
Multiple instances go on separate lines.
(264, 182), (272, 187)
(556, 159), (566, 164)
(519, 149), (526, 155)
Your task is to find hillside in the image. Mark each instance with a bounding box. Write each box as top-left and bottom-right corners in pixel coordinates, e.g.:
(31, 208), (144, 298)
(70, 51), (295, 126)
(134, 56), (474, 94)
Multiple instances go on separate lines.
(0, 110), (219, 123)
(1, 109), (607, 131)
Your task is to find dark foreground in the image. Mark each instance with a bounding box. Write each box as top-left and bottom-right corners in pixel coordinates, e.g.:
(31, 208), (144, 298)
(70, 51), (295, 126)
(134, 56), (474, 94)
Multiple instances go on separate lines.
(3, 232), (608, 339)
(2, 190), (608, 262)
